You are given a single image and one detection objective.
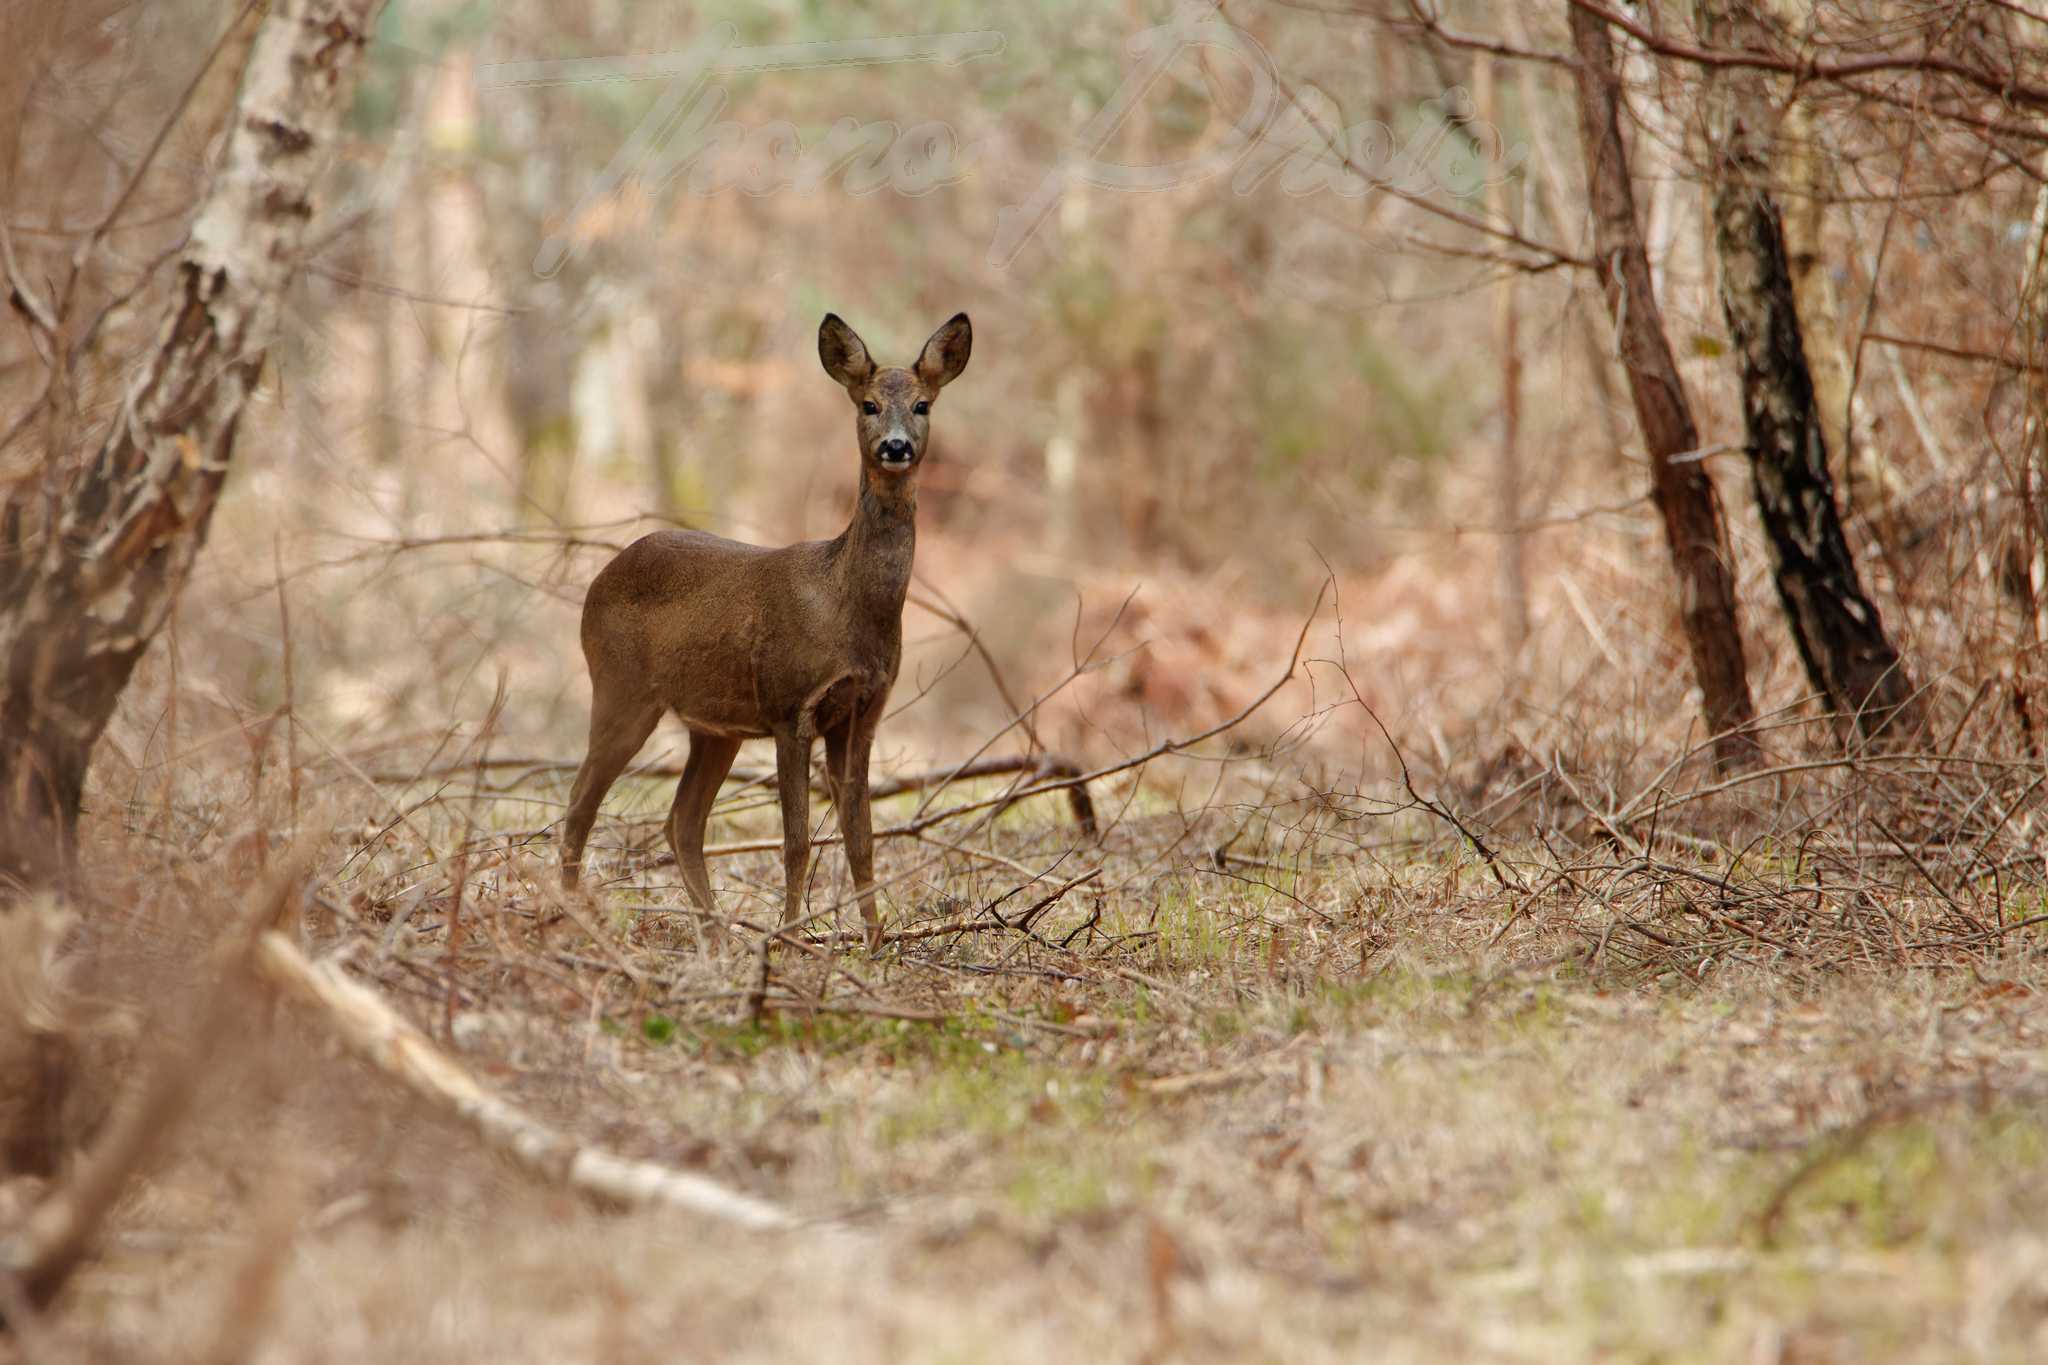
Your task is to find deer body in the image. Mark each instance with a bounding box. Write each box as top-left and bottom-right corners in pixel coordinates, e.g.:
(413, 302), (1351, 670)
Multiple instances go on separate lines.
(561, 313), (971, 951)
(580, 512), (911, 741)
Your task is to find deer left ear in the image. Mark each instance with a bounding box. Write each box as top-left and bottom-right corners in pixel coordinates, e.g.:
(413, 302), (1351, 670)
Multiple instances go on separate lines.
(915, 313), (972, 390)
(820, 313), (876, 389)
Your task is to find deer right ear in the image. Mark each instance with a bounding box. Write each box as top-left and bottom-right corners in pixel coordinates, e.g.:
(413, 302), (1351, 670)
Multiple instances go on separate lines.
(819, 314), (875, 390)
(915, 313), (972, 390)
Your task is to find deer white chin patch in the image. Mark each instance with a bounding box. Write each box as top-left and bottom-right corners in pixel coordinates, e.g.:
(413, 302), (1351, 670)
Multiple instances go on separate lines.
(876, 454), (914, 471)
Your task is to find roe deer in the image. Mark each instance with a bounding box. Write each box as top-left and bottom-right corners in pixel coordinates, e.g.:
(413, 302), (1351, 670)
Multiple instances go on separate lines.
(560, 312), (973, 951)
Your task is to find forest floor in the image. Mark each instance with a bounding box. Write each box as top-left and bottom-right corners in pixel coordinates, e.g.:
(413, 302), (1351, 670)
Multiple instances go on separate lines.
(16, 743), (2048, 1364)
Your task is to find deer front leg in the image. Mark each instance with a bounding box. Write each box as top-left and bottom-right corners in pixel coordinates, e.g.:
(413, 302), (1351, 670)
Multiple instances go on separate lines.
(825, 710), (882, 952)
(772, 727), (815, 937)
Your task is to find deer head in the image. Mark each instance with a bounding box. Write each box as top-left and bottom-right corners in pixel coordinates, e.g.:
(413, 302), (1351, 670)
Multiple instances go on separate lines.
(818, 312), (972, 476)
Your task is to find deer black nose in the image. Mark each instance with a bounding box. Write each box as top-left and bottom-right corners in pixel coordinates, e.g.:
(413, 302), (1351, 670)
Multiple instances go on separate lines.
(878, 438), (914, 466)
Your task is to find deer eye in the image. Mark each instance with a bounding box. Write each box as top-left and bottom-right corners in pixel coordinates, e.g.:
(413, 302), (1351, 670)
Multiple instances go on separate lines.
(861, 400), (880, 416)
(913, 400), (930, 416)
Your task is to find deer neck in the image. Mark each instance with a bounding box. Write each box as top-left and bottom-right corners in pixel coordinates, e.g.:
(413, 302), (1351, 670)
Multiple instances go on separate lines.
(835, 469), (917, 629)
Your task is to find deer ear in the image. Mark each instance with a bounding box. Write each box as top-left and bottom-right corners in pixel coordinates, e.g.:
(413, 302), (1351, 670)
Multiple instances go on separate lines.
(819, 313), (874, 389)
(915, 313), (972, 390)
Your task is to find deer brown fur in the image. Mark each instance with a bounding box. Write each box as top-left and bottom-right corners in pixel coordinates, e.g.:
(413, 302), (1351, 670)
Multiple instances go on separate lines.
(560, 313), (972, 951)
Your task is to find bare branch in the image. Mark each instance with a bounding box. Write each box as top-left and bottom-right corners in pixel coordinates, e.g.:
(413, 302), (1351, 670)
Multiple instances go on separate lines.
(1565, 0), (2048, 109)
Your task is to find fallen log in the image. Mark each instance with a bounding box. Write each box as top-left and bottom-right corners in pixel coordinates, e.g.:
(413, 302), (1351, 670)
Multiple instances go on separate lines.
(248, 930), (796, 1230)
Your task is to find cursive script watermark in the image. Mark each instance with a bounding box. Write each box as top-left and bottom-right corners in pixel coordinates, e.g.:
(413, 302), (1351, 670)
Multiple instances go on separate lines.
(473, 3), (1525, 276)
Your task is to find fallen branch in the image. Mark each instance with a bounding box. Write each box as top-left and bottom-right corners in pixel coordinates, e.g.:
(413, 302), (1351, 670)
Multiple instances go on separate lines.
(816, 868), (1105, 949)
(863, 580), (1330, 850)
(1000, 868), (1103, 935)
(248, 930), (797, 1230)
(377, 751), (1099, 833)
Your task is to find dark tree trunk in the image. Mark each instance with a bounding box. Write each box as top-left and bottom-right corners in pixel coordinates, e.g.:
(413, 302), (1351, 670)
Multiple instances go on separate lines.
(1569, 6), (1760, 770)
(1697, 0), (1920, 742)
(0, 0), (390, 888)
(1711, 183), (1920, 738)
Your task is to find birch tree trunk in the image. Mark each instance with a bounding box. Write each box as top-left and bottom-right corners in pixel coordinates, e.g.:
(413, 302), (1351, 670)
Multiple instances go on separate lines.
(1569, 5), (1759, 769)
(0, 0), (390, 887)
(1696, 0), (1920, 742)
(1761, 0), (1902, 527)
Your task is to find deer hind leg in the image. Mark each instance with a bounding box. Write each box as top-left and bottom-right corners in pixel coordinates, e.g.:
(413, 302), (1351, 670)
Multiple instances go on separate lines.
(771, 726), (816, 938)
(824, 710), (881, 952)
(561, 692), (662, 890)
(667, 730), (740, 944)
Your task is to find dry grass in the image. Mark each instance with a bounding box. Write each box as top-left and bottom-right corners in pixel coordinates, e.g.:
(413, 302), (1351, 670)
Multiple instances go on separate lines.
(9, 701), (2048, 1363)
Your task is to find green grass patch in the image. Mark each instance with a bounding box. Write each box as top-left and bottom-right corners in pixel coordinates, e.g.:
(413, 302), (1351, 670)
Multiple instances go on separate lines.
(879, 1050), (1117, 1148)
(678, 1009), (1013, 1065)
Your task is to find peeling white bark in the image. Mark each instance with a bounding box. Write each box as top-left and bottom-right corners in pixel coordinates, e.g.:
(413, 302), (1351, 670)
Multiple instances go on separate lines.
(1, 0), (389, 881)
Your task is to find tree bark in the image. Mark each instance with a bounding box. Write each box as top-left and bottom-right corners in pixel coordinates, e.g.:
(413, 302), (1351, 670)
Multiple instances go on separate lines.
(1568, 6), (1760, 769)
(0, 0), (389, 887)
(1696, 0), (1920, 742)
(2013, 173), (2048, 666)
(1760, 0), (1904, 528)
(1474, 55), (1529, 655)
